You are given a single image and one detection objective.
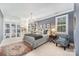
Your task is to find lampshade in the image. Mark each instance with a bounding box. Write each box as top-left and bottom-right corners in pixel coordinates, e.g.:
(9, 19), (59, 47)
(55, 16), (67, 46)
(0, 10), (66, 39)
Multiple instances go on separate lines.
(52, 28), (57, 32)
(51, 28), (57, 36)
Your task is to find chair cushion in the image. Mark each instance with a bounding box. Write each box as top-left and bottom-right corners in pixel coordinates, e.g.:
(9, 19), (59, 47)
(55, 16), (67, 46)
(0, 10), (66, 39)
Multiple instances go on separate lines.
(56, 36), (69, 46)
(56, 37), (67, 43)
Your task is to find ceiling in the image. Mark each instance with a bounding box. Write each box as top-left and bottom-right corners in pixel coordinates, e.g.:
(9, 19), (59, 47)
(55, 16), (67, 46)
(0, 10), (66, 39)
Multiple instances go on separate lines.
(0, 3), (74, 21)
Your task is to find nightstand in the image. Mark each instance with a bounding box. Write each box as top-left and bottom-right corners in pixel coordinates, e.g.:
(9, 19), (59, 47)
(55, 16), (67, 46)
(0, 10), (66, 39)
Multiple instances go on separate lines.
(48, 35), (58, 43)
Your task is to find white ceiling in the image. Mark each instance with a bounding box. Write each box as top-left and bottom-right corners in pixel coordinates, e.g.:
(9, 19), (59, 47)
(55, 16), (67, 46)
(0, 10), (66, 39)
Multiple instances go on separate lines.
(0, 3), (74, 21)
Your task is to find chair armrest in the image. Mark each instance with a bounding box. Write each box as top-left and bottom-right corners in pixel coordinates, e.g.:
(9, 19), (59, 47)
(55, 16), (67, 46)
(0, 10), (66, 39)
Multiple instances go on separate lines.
(56, 36), (69, 46)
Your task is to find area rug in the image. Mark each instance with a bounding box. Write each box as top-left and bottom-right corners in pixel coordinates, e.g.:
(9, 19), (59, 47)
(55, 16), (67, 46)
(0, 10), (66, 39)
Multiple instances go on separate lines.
(1, 41), (33, 56)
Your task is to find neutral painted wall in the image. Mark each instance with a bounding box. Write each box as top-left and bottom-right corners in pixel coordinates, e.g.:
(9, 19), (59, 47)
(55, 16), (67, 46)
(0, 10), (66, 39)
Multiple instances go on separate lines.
(35, 11), (74, 43)
(74, 3), (79, 56)
(0, 10), (3, 43)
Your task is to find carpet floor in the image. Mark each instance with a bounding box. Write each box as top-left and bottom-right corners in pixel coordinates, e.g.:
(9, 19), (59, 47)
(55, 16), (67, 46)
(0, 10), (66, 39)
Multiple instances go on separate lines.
(1, 41), (32, 56)
(0, 41), (75, 56)
(25, 42), (75, 56)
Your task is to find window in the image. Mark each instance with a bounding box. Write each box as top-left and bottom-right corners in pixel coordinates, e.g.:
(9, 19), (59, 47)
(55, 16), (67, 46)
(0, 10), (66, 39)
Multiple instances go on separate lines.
(5, 24), (10, 38)
(56, 14), (68, 34)
(4, 23), (21, 38)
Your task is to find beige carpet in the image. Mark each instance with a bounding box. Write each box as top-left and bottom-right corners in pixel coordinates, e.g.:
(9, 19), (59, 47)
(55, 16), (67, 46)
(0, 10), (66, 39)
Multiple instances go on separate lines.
(1, 41), (32, 56)
(25, 42), (75, 56)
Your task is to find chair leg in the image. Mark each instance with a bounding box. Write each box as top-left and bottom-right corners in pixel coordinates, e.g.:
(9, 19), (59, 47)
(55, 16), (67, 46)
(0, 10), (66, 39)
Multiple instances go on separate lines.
(64, 47), (66, 50)
(52, 40), (55, 44)
(56, 43), (58, 46)
(68, 44), (70, 48)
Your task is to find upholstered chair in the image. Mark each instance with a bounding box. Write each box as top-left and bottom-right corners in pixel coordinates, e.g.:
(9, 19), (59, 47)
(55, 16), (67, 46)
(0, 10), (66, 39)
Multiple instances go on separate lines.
(55, 35), (70, 50)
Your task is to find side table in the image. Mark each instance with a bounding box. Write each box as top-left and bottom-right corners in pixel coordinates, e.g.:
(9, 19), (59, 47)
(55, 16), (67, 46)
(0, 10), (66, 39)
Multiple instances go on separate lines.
(48, 35), (58, 43)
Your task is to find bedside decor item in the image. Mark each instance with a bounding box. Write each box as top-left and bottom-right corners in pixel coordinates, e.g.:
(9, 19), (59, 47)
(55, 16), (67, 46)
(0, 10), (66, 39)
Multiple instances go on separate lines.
(52, 28), (57, 36)
(48, 29), (51, 34)
(48, 28), (58, 43)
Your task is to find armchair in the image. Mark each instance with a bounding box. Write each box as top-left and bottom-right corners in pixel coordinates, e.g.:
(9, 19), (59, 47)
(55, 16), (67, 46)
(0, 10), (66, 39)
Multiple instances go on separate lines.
(55, 35), (70, 50)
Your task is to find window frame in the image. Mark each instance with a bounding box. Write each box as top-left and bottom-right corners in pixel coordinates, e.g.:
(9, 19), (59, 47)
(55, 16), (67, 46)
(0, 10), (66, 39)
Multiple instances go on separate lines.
(55, 14), (68, 34)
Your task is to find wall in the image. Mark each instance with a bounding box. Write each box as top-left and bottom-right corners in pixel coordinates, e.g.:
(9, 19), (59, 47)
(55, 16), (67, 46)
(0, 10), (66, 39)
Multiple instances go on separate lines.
(37, 17), (55, 26)
(68, 11), (74, 43)
(27, 3), (74, 22)
(74, 3), (79, 56)
(20, 18), (28, 33)
(0, 10), (3, 44)
(0, 18), (23, 46)
(32, 11), (74, 43)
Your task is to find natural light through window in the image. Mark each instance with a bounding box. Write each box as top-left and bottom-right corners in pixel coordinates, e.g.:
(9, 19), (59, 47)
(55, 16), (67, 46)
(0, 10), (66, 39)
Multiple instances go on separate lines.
(56, 14), (68, 34)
